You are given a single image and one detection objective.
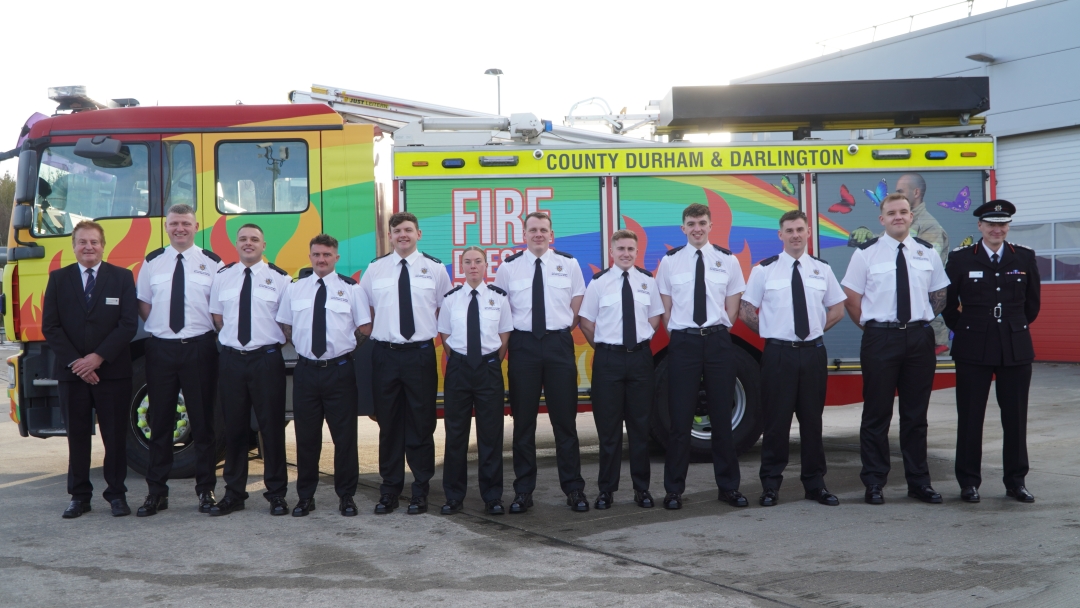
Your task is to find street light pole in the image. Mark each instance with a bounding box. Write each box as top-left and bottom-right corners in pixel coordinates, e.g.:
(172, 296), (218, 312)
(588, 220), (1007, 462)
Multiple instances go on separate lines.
(484, 68), (503, 115)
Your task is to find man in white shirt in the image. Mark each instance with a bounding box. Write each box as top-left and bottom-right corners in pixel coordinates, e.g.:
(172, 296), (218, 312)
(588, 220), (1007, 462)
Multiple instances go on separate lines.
(740, 210), (846, 507)
(135, 204), (224, 517)
(359, 212), (451, 515)
(437, 246), (514, 516)
(579, 230), (664, 510)
(841, 193), (951, 506)
(494, 211), (589, 513)
(208, 223), (291, 516)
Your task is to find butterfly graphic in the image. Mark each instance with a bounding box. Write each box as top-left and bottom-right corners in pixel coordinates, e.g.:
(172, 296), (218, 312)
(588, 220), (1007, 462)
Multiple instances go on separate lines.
(936, 186), (971, 212)
(828, 184), (856, 214)
(863, 178), (888, 207)
(774, 175), (796, 197)
(960, 235), (974, 247)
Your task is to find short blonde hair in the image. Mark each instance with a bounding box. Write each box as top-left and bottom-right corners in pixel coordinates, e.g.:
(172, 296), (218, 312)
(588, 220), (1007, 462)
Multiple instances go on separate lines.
(610, 229), (638, 243)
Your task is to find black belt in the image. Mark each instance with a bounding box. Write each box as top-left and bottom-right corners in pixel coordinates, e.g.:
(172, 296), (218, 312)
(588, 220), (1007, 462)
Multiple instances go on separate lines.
(447, 349), (499, 362)
(296, 353), (353, 367)
(766, 337), (824, 348)
(595, 340), (651, 353)
(152, 331), (216, 344)
(222, 344), (281, 356)
(864, 321), (931, 330)
(512, 328), (571, 335)
(671, 325), (729, 336)
(373, 339), (433, 351)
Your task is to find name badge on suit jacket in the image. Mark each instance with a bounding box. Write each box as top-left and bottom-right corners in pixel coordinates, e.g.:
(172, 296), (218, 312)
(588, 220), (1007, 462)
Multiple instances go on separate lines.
(106, 297), (119, 305)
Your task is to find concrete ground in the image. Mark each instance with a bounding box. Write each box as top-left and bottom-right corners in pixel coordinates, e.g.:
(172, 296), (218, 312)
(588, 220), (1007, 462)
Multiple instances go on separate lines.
(1, 349), (1078, 606)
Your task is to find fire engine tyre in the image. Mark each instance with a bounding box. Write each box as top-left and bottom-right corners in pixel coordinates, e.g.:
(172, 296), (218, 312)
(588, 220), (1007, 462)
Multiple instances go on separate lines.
(124, 356), (226, 478)
(649, 346), (763, 460)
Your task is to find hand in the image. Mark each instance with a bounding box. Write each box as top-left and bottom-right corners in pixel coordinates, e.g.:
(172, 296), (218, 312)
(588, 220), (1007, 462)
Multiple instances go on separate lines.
(848, 226), (874, 247)
(70, 353), (104, 377)
(80, 370), (100, 385)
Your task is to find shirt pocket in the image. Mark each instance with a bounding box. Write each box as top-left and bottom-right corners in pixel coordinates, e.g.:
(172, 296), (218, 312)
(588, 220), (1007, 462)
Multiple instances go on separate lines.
(599, 292), (621, 308)
(189, 272), (213, 288)
(765, 279), (789, 292)
(909, 258), (934, 290)
(371, 277), (397, 308)
(669, 271), (694, 296)
(150, 273), (172, 302)
(548, 275), (571, 290)
(868, 262), (895, 291)
(218, 287), (240, 302)
(325, 299), (354, 329)
(253, 287), (279, 317)
(509, 278), (531, 292)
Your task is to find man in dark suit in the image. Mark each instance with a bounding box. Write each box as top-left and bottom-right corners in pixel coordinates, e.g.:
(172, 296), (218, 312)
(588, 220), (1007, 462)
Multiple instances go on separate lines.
(42, 220), (139, 518)
(943, 200), (1041, 504)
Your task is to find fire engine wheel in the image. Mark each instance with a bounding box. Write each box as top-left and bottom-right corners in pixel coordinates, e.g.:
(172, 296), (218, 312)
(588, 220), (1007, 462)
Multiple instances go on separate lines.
(124, 357), (225, 478)
(649, 346), (763, 459)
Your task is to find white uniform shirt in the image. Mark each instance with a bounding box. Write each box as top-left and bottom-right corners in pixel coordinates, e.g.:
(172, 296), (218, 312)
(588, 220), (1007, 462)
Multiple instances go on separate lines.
(437, 282), (514, 355)
(579, 266), (664, 345)
(136, 245), (223, 339)
(841, 234), (950, 324)
(742, 252), (846, 341)
(276, 272), (370, 360)
(493, 248), (586, 331)
(656, 242), (747, 330)
(210, 261), (290, 350)
(359, 250), (451, 343)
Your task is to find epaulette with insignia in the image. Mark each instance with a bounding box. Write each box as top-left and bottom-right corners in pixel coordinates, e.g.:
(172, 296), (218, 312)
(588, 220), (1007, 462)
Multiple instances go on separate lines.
(912, 237), (933, 249)
(298, 267), (313, 279)
(202, 249), (222, 263)
(370, 252), (392, 264)
(857, 237), (879, 250)
(712, 244), (732, 255)
(145, 247), (165, 262)
(951, 243), (974, 252)
(268, 263), (289, 276)
(444, 285), (463, 298)
(217, 262), (237, 273)
(502, 251), (524, 263)
(810, 255), (829, 265)
(634, 265), (653, 277)
(422, 252), (442, 264)
(665, 246), (685, 257)
(553, 249), (574, 259)
(487, 284), (507, 296)
(336, 273), (357, 285)
(593, 268), (610, 280)
(759, 255), (779, 267)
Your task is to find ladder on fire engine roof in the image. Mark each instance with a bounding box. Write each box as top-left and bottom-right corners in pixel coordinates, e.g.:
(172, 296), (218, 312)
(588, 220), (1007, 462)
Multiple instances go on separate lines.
(289, 85), (656, 146)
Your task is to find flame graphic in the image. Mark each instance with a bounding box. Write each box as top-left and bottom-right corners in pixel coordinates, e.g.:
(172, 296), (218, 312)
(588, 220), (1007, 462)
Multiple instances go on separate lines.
(107, 217), (153, 279)
(704, 189), (752, 280)
(621, 215), (651, 271)
(210, 217), (240, 266)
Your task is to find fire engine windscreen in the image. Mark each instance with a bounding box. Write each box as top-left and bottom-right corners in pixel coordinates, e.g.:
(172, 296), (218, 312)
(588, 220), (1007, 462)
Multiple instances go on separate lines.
(216, 141), (309, 214)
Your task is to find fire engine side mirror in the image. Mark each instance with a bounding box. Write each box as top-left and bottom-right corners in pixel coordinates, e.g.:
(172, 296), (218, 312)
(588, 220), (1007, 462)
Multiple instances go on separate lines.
(11, 205), (34, 230)
(74, 135), (122, 159)
(14, 150), (37, 204)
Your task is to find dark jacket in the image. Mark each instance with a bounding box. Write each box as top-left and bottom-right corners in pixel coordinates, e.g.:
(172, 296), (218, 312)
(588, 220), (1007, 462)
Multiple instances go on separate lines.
(42, 262), (139, 381)
(942, 239), (1041, 366)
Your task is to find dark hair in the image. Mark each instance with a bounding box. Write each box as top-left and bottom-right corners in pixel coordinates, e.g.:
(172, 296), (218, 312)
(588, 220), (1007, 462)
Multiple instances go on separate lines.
(309, 233), (339, 249)
(880, 193), (910, 211)
(778, 210), (808, 227)
(682, 203), (710, 222)
(524, 211), (552, 227)
(610, 229), (638, 242)
(72, 220), (106, 246)
(237, 223), (264, 236)
(389, 212), (419, 230)
(166, 203), (196, 217)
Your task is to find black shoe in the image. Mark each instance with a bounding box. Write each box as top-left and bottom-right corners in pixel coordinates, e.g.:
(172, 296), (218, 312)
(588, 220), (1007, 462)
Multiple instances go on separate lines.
(509, 493), (533, 514)
(269, 497), (289, 516)
(441, 500), (463, 515)
(407, 496), (427, 515)
(292, 498), (315, 517)
(339, 496), (358, 516)
(663, 493), (682, 510)
(1007, 486), (1035, 503)
(719, 489), (749, 507)
(110, 498), (131, 517)
(759, 488), (779, 507)
(908, 485), (943, 504)
(62, 500), (91, 519)
(865, 485), (884, 505)
(594, 491), (613, 510)
(567, 490), (589, 512)
(634, 490), (654, 508)
(960, 486), (981, 503)
(374, 494), (399, 514)
(485, 499), (505, 515)
(198, 491), (217, 514)
(209, 496), (245, 516)
(136, 495), (168, 517)
(805, 487), (839, 506)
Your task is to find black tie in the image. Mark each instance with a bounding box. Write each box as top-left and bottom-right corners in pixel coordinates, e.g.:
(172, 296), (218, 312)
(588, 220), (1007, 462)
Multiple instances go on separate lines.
(791, 260), (810, 340)
(467, 289), (482, 368)
(83, 268), (95, 306)
(532, 258), (546, 340)
(991, 252), (999, 266)
(693, 250), (707, 327)
(896, 243), (911, 324)
(170, 253), (185, 333)
(399, 259), (415, 340)
(622, 271), (636, 347)
(238, 267), (252, 346)
(311, 278), (327, 357)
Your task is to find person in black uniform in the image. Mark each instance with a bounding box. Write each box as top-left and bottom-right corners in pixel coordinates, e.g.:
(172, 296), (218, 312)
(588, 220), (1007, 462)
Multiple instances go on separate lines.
(43, 220), (139, 518)
(943, 200), (1040, 503)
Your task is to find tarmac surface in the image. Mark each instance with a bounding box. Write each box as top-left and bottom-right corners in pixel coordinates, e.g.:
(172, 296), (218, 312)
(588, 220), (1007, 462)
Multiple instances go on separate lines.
(1, 344), (1078, 607)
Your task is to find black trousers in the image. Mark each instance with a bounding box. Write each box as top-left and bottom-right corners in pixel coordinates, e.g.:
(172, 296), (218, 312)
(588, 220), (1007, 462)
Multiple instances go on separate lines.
(145, 334), (219, 497)
(293, 355), (358, 500)
(759, 342), (828, 492)
(373, 341), (437, 498)
(955, 362), (1031, 490)
(591, 347), (653, 494)
(219, 346), (287, 502)
(59, 378), (131, 502)
(442, 354), (505, 503)
(507, 330), (584, 495)
(859, 324), (936, 487)
(664, 329), (740, 494)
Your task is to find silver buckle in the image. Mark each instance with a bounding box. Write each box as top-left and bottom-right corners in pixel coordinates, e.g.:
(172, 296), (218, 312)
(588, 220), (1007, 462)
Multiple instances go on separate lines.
(317, 359), (329, 368)
(791, 340), (799, 348)
(897, 323), (908, 330)
(993, 305), (1002, 318)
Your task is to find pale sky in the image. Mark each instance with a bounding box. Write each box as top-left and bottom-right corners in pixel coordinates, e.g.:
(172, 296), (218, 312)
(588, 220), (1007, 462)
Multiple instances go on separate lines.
(1, 0), (1027, 175)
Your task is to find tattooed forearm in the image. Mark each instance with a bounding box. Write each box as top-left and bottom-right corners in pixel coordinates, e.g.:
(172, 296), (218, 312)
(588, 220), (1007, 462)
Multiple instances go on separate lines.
(930, 288), (947, 316)
(280, 323), (292, 344)
(739, 300), (760, 334)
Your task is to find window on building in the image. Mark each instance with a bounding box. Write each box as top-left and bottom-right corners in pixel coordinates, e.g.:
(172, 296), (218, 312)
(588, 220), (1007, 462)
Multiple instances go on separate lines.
(216, 140), (309, 214)
(1011, 221), (1080, 283)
